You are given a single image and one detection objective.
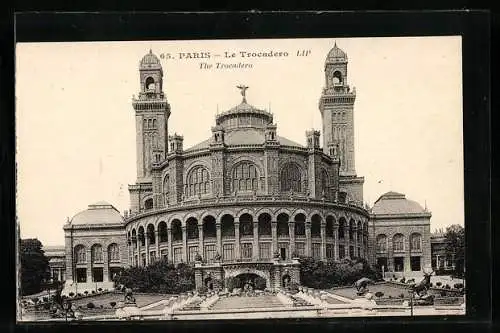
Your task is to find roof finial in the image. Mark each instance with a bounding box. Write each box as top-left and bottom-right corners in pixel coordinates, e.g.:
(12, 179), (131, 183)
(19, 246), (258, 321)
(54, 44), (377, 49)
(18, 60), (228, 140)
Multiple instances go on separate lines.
(236, 84), (249, 103)
(334, 41), (337, 47)
(149, 47), (153, 54)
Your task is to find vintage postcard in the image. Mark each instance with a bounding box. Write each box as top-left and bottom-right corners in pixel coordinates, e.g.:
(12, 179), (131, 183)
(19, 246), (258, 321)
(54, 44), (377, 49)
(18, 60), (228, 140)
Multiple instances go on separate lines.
(16, 37), (465, 321)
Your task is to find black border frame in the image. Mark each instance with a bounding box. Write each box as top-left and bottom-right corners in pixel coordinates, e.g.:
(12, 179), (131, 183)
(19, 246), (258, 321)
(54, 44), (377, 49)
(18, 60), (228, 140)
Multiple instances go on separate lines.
(1, 10), (491, 333)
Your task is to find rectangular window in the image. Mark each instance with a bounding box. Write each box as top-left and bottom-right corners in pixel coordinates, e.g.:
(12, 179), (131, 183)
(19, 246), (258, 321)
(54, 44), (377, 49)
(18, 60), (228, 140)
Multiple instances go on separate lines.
(326, 244), (334, 259)
(241, 243), (252, 259)
(92, 268), (103, 282)
(204, 244), (217, 263)
(160, 249), (168, 261)
(141, 253), (146, 266)
(394, 257), (404, 272)
(173, 247), (183, 264)
(295, 242), (305, 256)
(150, 251), (156, 263)
(188, 246), (198, 263)
(134, 255), (138, 266)
(259, 243), (271, 259)
(223, 244), (234, 262)
(377, 257), (388, 271)
(312, 243), (321, 259)
(349, 245), (355, 258)
(339, 245), (345, 259)
(278, 242), (288, 260)
(411, 256), (421, 271)
(76, 268), (87, 283)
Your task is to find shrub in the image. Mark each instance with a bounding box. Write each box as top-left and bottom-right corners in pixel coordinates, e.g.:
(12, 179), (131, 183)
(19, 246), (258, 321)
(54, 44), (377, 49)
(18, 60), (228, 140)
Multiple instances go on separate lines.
(400, 277), (406, 283)
(77, 293), (82, 297)
(109, 301), (116, 308)
(399, 293), (405, 299)
(454, 283), (464, 289)
(393, 274), (396, 279)
(84, 291), (88, 295)
(440, 290), (447, 297)
(98, 288), (103, 292)
(86, 302), (95, 309)
(445, 284), (451, 289)
(42, 296), (48, 303)
(91, 290), (95, 294)
(197, 286), (208, 295)
(388, 295), (392, 299)
(429, 283), (433, 287)
(436, 282), (442, 287)
(375, 292), (384, 298)
(100, 304), (104, 308)
(43, 303), (51, 310)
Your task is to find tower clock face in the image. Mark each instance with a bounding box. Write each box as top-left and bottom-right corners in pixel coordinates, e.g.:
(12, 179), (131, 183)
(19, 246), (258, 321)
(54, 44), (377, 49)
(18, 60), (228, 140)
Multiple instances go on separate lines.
(147, 82), (156, 90)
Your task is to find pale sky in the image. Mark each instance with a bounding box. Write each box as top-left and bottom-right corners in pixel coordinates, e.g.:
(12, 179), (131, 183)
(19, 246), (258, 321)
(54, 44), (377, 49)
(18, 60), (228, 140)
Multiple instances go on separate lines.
(16, 37), (463, 246)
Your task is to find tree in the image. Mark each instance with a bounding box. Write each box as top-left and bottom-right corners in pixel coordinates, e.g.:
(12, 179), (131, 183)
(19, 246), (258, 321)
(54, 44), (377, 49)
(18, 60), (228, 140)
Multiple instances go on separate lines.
(20, 239), (50, 296)
(444, 224), (465, 278)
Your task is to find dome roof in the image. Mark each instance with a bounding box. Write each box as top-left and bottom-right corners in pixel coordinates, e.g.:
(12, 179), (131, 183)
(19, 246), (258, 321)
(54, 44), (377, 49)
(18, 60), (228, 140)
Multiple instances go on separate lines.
(185, 128), (304, 152)
(140, 49), (161, 69)
(326, 42), (347, 63)
(372, 191), (428, 215)
(70, 201), (124, 226)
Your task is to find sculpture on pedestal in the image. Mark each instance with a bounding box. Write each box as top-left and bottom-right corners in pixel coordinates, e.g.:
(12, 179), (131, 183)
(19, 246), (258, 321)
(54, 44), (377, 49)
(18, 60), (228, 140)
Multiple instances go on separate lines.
(353, 277), (374, 296)
(408, 269), (435, 305)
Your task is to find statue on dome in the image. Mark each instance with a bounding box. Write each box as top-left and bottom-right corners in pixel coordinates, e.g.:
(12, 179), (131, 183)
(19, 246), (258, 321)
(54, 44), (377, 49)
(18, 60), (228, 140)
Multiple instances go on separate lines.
(236, 85), (249, 103)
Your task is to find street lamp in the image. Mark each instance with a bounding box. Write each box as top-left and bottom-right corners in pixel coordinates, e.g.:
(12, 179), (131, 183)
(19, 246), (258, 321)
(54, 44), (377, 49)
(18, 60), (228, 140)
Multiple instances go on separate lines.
(408, 290), (414, 317)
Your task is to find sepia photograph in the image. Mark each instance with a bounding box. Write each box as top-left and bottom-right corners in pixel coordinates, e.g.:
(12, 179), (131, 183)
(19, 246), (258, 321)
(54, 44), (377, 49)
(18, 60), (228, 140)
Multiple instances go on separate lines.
(16, 36), (465, 321)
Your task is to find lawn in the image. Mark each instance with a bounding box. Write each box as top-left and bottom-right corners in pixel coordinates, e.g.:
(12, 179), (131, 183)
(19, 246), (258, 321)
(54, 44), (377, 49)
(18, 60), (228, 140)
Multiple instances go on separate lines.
(69, 292), (173, 315)
(329, 282), (410, 300)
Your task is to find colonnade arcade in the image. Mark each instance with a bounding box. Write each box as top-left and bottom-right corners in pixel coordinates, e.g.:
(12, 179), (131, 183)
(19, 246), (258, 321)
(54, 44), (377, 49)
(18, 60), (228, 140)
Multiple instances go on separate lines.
(126, 210), (369, 267)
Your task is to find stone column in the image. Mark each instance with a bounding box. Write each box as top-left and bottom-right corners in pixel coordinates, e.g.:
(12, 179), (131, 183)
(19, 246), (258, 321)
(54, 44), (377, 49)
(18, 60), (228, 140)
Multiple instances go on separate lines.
(216, 222), (222, 255)
(86, 249), (92, 283)
(305, 221), (312, 257)
(333, 224), (339, 260)
(182, 226), (188, 262)
(271, 221), (278, 256)
(136, 239), (140, 266)
(145, 232), (150, 266)
(320, 222), (326, 260)
(155, 230), (160, 262)
(353, 227), (358, 258)
(253, 221), (259, 260)
(167, 227), (173, 263)
(198, 224), (204, 259)
(103, 251), (109, 282)
(234, 221), (240, 260)
(288, 222), (295, 258)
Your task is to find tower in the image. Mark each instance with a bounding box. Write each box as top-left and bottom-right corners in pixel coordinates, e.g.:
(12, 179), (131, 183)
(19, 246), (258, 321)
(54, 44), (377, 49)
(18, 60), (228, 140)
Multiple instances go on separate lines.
(319, 43), (357, 176)
(132, 50), (171, 182)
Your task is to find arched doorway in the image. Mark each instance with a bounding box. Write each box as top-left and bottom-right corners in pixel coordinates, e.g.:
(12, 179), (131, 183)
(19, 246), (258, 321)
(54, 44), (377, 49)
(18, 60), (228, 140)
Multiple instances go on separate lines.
(230, 273), (267, 291)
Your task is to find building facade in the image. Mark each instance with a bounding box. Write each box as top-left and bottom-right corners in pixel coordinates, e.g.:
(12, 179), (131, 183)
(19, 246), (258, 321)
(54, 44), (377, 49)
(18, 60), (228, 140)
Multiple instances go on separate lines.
(368, 192), (432, 277)
(42, 245), (66, 283)
(61, 44), (432, 293)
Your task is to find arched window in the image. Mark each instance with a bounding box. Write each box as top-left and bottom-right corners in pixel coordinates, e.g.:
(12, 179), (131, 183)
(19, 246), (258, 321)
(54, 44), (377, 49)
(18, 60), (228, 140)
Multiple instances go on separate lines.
(74, 245), (86, 263)
(144, 198), (153, 210)
(280, 163), (301, 192)
(145, 76), (155, 90)
(158, 222), (168, 242)
(393, 234), (404, 252)
(91, 244), (103, 263)
(321, 169), (329, 195)
(410, 233), (422, 251)
(163, 175), (169, 205)
(108, 243), (120, 262)
(232, 162), (258, 192)
(376, 234), (387, 253)
(187, 166), (210, 197)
